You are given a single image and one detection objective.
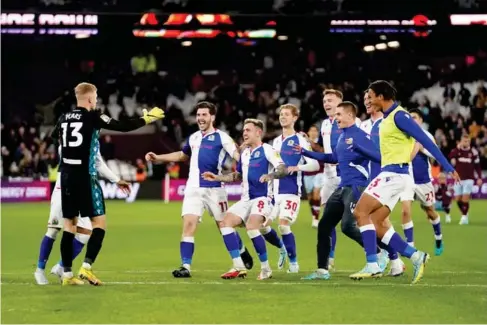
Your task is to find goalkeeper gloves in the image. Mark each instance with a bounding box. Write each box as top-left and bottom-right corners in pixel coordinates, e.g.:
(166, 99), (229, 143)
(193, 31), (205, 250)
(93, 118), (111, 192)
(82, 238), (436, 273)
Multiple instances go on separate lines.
(142, 107), (165, 124)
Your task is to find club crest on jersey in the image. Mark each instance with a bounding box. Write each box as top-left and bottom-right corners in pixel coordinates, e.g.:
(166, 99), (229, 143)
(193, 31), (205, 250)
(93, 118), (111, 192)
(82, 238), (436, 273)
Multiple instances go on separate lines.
(345, 138), (353, 144)
(254, 151), (261, 158)
(287, 140), (294, 146)
(208, 135), (215, 141)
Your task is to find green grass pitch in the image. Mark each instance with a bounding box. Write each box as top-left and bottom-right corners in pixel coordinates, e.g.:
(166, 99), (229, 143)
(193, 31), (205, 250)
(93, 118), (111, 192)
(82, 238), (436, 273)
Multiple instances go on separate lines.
(2, 200), (487, 323)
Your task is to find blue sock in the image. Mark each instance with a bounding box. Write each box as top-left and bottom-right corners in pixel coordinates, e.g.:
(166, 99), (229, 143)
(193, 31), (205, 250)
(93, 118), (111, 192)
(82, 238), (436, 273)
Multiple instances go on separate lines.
(384, 243), (398, 260)
(359, 225), (378, 263)
(59, 238), (85, 267)
(248, 231), (268, 262)
(235, 232), (245, 252)
(388, 231), (417, 258)
(180, 237), (195, 266)
(431, 216), (442, 237)
(281, 231), (297, 263)
(330, 228), (337, 258)
(221, 227), (241, 259)
(402, 221), (414, 245)
(37, 235), (55, 269)
(262, 227), (284, 249)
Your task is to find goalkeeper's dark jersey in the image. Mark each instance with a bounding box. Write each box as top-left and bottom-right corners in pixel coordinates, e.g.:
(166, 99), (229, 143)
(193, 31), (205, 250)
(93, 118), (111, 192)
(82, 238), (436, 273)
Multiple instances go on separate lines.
(57, 107), (145, 175)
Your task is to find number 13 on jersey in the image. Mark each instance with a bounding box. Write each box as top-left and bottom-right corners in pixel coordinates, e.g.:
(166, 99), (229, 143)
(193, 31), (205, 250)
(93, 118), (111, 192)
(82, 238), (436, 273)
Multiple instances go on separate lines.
(61, 122), (83, 147)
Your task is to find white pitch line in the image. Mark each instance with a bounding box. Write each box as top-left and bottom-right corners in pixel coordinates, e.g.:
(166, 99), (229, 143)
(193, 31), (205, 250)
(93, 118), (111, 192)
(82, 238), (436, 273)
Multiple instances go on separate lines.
(2, 269), (487, 275)
(1, 281), (486, 288)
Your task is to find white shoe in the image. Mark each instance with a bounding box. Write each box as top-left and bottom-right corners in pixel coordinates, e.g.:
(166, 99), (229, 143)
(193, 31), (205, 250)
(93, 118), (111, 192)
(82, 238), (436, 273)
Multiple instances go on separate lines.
(459, 216), (469, 225)
(257, 268), (273, 280)
(287, 262), (299, 273)
(312, 219), (319, 228)
(387, 259), (406, 277)
(445, 215), (451, 224)
(50, 263), (63, 282)
(34, 268), (49, 285)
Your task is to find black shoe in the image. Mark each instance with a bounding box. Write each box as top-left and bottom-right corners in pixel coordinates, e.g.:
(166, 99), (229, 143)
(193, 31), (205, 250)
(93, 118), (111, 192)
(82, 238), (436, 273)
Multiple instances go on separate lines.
(172, 266), (191, 278)
(241, 248), (254, 270)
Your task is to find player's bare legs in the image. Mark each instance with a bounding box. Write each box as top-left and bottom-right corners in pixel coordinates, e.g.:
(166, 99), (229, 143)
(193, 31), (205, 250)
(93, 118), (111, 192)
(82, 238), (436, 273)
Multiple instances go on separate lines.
(78, 215), (106, 285)
(421, 205), (444, 255)
(219, 213), (249, 279)
(60, 217), (84, 285)
(354, 193), (429, 284)
(400, 200), (414, 247)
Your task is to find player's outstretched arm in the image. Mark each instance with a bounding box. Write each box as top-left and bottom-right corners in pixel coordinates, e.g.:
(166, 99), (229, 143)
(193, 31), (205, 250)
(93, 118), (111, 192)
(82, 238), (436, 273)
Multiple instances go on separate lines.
(95, 107), (164, 132)
(394, 111), (456, 175)
(292, 144), (337, 164)
(351, 134), (381, 163)
(202, 171), (242, 183)
(145, 151), (189, 163)
(95, 151), (120, 183)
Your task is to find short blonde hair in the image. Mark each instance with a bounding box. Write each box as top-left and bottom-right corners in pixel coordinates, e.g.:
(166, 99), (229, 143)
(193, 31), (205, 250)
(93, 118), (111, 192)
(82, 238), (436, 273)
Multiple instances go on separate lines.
(278, 103), (300, 117)
(74, 82), (97, 97)
(323, 89), (344, 100)
(244, 118), (264, 130)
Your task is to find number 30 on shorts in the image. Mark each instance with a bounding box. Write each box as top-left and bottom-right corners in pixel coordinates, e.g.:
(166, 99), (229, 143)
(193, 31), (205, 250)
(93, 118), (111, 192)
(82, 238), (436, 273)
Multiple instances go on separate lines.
(285, 200), (298, 212)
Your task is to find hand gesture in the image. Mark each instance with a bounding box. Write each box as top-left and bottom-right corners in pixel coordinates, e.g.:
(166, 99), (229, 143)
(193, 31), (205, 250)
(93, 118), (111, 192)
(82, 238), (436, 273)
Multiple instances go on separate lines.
(287, 166), (300, 174)
(259, 174), (272, 183)
(116, 180), (131, 195)
(142, 107), (165, 124)
(202, 171), (218, 181)
(449, 170), (461, 183)
(145, 152), (157, 162)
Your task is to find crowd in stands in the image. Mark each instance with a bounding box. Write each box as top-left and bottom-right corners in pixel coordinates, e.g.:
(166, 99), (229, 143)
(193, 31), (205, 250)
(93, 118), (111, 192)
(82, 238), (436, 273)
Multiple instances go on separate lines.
(2, 34), (487, 180)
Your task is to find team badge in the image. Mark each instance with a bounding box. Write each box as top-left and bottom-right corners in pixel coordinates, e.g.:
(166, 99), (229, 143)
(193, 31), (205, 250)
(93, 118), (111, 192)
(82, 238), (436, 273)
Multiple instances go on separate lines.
(287, 140), (294, 146)
(208, 135), (215, 141)
(345, 138), (353, 145)
(254, 151), (261, 158)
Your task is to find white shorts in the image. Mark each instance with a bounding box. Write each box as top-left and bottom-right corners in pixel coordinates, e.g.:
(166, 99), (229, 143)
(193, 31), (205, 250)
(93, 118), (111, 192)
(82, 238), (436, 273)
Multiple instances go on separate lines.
(453, 179), (474, 196)
(400, 182), (436, 207)
(181, 187), (228, 221)
(47, 177), (92, 230)
(303, 174), (325, 194)
(271, 194), (301, 224)
(364, 171), (415, 210)
(320, 176), (341, 205)
(227, 196), (273, 224)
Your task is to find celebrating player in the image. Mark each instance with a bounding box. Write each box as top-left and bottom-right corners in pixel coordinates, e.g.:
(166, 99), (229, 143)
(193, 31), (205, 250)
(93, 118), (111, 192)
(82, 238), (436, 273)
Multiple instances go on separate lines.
(352, 80), (459, 284)
(360, 92), (404, 276)
(202, 118), (287, 280)
(302, 125), (324, 228)
(399, 109), (444, 256)
(145, 101), (254, 278)
(58, 82), (164, 285)
(448, 134), (483, 225)
(266, 104), (319, 273)
(304, 89), (361, 269)
(297, 102), (387, 280)
(34, 146), (129, 285)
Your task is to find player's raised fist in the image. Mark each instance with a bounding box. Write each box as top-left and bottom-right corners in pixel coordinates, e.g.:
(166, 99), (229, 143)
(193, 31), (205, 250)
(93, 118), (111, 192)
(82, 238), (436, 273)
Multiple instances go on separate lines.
(145, 152), (157, 162)
(116, 180), (131, 195)
(202, 171), (217, 181)
(142, 107), (165, 124)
